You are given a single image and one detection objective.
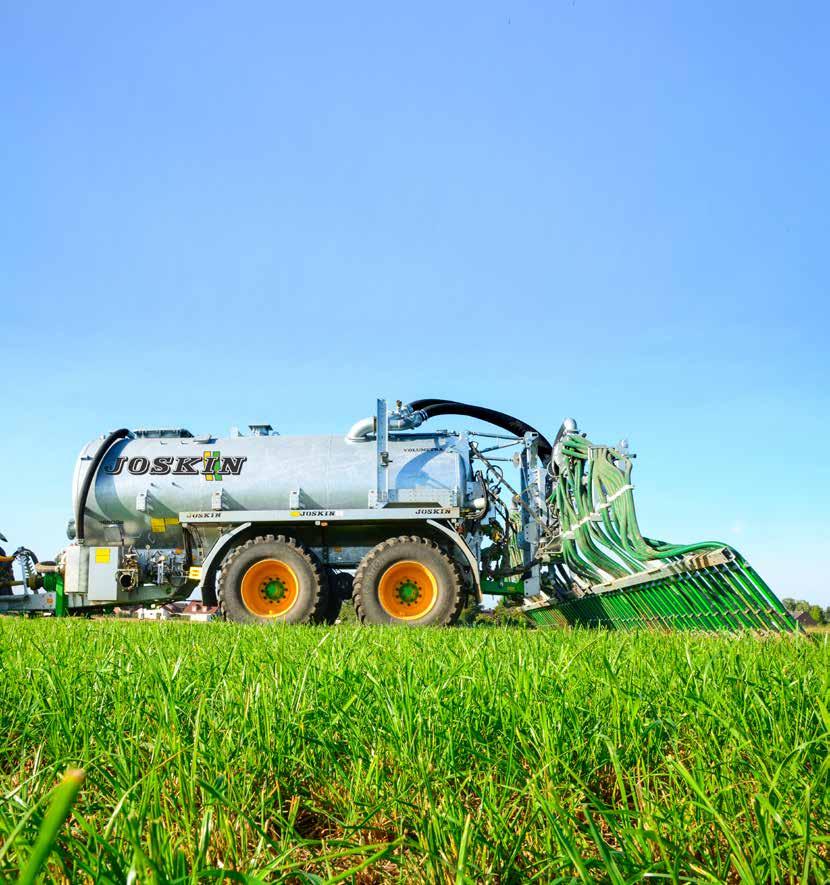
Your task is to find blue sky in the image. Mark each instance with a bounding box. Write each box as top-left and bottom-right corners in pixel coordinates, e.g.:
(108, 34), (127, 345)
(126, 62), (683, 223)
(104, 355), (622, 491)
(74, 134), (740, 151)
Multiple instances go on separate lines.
(2, 2), (828, 603)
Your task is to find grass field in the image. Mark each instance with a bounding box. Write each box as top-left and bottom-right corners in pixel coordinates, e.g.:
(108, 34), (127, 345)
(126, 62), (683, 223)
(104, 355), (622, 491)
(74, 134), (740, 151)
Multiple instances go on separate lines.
(0, 620), (827, 883)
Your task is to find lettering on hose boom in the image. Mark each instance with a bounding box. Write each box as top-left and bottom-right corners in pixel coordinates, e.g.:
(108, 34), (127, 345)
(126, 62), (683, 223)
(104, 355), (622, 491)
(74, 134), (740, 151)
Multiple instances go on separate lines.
(104, 452), (247, 480)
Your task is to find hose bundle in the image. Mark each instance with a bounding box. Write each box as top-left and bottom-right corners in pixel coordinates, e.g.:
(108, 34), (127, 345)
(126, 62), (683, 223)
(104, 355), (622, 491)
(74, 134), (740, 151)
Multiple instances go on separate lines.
(534, 432), (798, 633)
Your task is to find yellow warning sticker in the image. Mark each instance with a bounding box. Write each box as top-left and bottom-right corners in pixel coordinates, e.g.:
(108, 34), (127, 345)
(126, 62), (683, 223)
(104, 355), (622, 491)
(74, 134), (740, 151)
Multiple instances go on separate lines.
(188, 566), (203, 580)
(165, 517), (179, 527)
(150, 518), (166, 533)
(95, 548), (111, 563)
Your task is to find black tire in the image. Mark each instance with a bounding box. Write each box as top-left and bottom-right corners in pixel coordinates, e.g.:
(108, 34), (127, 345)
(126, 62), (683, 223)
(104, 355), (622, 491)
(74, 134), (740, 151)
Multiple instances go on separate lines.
(353, 535), (466, 627)
(324, 570), (351, 624)
(217, 534), (327, 625)
(0, 548), (13, 596)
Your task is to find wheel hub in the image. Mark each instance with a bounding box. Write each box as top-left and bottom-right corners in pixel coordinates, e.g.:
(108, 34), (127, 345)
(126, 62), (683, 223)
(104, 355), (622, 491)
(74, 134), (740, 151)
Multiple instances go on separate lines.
(262, 578), (287, 601)
(395, 579), (421, 605)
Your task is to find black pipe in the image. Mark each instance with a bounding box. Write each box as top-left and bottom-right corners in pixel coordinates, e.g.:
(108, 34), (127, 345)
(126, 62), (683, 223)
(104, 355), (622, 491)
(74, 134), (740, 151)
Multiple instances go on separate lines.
(408, 399), (553, 458)
(75, 428), (131, 542)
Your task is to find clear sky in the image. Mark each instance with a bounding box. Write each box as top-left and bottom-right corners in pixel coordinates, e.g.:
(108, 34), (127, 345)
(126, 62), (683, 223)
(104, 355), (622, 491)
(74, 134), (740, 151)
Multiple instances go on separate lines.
(2, 3), (828, 604)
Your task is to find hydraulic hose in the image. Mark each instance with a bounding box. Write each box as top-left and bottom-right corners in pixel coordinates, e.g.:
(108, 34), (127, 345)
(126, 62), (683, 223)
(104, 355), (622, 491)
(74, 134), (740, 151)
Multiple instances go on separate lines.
(407, 399), (553, 459)
(75, 428), (131, 542)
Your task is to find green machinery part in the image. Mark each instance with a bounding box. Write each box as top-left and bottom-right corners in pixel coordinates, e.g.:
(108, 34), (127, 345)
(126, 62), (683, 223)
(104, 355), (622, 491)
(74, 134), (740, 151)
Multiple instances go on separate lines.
(41, 572), (67, 617)
(526, 432), (799, 633)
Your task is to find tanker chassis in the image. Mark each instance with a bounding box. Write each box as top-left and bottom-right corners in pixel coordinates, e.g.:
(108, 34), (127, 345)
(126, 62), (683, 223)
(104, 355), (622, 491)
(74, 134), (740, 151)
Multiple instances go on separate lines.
(0, 399), (798, 631)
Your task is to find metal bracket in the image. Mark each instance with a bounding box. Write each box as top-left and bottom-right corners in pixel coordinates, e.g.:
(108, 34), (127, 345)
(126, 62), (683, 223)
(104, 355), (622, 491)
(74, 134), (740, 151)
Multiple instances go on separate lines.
(426, 519), (482, 603)
(373, 398), (389, 508)
(289, 488), (309, 509)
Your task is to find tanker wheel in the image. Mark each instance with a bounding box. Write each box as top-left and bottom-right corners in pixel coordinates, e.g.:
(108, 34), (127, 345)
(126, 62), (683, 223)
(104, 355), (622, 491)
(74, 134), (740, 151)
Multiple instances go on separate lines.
(0, 548), (13, 597)
(353, 536), (466, 627)
(217, 535), (327, 625)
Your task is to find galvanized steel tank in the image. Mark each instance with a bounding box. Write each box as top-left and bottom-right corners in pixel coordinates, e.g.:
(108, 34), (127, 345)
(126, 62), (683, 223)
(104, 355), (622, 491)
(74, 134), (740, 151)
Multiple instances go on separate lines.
(72, 430), (472, 546)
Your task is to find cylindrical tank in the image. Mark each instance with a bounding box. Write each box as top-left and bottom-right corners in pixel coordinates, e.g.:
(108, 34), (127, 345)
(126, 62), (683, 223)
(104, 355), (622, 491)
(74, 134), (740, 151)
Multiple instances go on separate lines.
(73, 431), (472, 546)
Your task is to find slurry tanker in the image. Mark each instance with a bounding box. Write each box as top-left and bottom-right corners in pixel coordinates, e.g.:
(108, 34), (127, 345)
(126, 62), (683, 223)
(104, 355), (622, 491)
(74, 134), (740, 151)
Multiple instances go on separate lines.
(0, 399), (798, 631)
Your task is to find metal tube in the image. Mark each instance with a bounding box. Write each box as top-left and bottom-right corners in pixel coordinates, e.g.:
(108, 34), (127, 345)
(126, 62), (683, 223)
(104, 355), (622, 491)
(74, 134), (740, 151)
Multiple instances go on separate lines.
(345, 416), (375, 441)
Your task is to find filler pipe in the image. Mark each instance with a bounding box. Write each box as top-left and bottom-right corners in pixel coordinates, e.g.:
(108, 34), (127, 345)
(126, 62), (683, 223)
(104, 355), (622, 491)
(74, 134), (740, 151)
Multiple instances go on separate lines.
(75, 428), (131, 542)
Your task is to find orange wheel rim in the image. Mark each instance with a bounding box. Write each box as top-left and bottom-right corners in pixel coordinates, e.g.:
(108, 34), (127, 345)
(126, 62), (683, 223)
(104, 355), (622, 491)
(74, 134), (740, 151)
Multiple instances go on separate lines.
(378, 560), (438, 620)
(240, 559), (299, 618)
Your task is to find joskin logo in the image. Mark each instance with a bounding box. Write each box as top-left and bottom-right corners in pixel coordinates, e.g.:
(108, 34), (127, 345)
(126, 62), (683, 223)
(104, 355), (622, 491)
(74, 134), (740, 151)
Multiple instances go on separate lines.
(104, 451), (247, 479)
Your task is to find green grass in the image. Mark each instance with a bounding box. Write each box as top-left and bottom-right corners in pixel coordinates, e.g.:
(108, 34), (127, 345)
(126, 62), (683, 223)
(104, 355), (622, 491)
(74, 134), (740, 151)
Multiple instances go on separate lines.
(0, 620), (827, 883)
